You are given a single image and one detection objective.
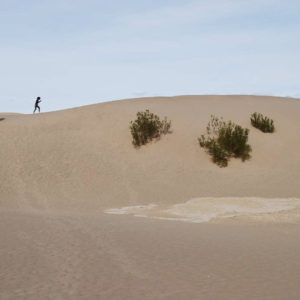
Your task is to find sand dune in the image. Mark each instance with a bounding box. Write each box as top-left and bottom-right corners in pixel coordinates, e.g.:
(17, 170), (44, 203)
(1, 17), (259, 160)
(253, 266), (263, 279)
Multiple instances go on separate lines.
(1, 95), (300, 299)
(1, 95), (300, 212)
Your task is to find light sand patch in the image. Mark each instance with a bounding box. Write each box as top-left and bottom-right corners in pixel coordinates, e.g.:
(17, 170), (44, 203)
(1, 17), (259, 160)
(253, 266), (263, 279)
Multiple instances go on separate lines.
(105, 204), (158, 215)
(105, 197), (300, 223)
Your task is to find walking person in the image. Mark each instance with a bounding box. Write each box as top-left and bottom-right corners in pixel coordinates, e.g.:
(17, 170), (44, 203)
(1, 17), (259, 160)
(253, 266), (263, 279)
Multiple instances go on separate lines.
(33, 97), (42, 113)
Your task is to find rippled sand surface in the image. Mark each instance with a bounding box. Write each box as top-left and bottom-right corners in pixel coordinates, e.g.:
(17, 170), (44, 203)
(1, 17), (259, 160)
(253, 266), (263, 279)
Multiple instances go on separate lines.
(1, 211), (300, 300)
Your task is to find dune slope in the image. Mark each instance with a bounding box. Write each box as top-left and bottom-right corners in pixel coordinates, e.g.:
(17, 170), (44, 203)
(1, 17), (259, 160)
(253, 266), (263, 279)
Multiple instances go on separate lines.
(1, 95), (300, 212)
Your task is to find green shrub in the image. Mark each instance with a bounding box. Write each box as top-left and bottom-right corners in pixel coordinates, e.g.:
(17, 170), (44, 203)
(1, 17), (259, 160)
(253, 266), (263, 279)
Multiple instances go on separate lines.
(130, 109), (171, 146)
(199, 135), (229, 167)
(198, 115), (251, 167)
(250, 112), (274, 133)
(218, 121), (251, 161)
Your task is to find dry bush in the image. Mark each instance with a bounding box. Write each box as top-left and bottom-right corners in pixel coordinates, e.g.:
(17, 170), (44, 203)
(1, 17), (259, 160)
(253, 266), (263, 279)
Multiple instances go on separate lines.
(130, 109), (171, 146)
(250, 112), (275, 133)
(199, 115), (251, 167)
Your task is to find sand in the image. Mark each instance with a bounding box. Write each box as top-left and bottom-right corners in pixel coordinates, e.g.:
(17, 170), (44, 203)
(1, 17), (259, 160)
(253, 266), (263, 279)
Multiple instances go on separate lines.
(1, 95), (300, 299)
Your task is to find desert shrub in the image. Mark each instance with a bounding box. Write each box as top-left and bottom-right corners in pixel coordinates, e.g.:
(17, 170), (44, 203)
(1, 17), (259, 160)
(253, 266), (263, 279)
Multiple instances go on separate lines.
(250, 112), (274, 133)
(218, 121), (251, 161)
(198, 115), (251, 167)
(199, 135), (229, 167)
(130, 109), (171, 146)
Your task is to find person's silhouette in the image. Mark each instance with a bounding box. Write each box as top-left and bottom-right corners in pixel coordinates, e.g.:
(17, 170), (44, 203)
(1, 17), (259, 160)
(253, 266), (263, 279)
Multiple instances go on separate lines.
(33, 97), (42, 113)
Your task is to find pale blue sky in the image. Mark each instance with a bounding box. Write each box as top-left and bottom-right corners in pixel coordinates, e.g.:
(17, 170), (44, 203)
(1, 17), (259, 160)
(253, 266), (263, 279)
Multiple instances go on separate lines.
(1, 0), (299, 113)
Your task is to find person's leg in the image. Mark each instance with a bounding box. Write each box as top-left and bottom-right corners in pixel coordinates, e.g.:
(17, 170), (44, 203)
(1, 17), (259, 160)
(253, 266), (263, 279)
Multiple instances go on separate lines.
(33, 107), (37, 113)
(37, 105), (40, 113)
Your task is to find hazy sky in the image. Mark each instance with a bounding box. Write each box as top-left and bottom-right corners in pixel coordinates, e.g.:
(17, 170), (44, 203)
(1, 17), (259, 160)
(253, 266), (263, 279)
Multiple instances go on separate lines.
(1, 0), (300, 113)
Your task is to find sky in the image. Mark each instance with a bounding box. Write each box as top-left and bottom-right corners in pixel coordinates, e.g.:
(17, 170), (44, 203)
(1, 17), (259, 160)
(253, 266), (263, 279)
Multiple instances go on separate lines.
(1, 0), (300, 113)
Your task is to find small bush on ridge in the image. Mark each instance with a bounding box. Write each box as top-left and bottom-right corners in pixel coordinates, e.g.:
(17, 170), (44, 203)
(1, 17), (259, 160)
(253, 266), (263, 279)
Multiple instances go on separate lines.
(198, 115), (251, 167)
(250, 112), (275, 133)
(130, 109), (171, 146)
